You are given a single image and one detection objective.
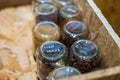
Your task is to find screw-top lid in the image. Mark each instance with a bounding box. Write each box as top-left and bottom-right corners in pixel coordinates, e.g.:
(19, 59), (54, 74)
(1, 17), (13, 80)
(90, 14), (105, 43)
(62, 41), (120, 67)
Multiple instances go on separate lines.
(71, 40), (98, 60)
(38, 41), (67, 62)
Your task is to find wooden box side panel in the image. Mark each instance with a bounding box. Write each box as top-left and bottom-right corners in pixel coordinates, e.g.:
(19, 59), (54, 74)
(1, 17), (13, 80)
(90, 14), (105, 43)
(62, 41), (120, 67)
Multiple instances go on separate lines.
(61, 66), (120, 80)
(0, 0), (31, 8)
(74, 0), (120, 68)
(94, 0), (120, 37)
(61, 0), (120, 80)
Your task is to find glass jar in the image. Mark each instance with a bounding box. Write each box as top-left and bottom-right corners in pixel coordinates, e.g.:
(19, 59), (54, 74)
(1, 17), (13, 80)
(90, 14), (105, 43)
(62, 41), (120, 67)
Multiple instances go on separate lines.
(53, 0), (74, 9)
(36, 41), (68, 80)
(47, 66), (80, 80)
(33, 21), (60, 48)
(60, 5), (81, 27)
(62, 20), (90, 48)
(70, 40), (99, 73)
(34, 3), (58, 24)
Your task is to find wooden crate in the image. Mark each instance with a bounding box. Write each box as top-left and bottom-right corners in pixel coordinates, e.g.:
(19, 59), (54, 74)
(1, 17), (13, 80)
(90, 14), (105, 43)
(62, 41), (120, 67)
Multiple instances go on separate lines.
(0, 0), (120, 80)
(0, 0), (31, 8)
(94, 0), (120, 37)
(62, 0), (120, 80)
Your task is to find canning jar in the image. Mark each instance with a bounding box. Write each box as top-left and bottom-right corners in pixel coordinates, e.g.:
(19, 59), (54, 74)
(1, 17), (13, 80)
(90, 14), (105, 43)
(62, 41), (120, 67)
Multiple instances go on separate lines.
(47, 66), (80, 80)
(34, 3), (58, 24)
(70, 40), (99, 73)
(59, 5), (81, 26)
(36, 41), (68, 80)
(53, 0), (74, 9)
(33, 21), (60, 48)
(62, 20), (90, 48)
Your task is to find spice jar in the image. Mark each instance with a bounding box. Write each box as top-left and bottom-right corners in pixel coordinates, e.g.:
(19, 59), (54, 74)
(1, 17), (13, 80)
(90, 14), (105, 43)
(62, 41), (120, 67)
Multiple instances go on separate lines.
(70, 40), (99, 73)
(33, 21), (60, 48)
(53, 0), (74, 9)
(36, 41), (68, 80)
(60, 5), (81, 26)
(34, 3), (58, 24)
(62, 20), (90, 48)
(47, 66), (80, 80)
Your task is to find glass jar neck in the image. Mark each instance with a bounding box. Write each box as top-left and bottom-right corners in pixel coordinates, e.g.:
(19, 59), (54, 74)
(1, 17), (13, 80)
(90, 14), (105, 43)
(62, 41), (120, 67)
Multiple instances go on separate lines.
(33, 21), (59, 39)
(55, 0), (73, 6)
(34, 3), (57, 15)
(60, 5), (80, 18)
(71, 40), (98, 60)
(36, 0), (53, 4)
(48, 67), (80, 79)
(39, 41), (67, 62)
(64, 21), (88, 37)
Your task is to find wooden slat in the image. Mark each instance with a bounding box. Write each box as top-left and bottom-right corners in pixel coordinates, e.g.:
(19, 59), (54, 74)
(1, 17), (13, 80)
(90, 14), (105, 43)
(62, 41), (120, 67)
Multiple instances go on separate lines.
(94, 0), (120, 37)
(0, 0), (120, 80)
(62, 0), (120, 80)
(0, 0), (31, 8)
(61, 66), (120, 80)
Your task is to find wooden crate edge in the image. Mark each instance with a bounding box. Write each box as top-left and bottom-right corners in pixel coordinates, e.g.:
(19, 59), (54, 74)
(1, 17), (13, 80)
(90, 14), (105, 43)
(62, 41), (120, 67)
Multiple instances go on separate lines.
(89, 0), (120, 48)
(61, 0), (120, 80)
(61, 66), (120, 80)
(0, 0), (31, 8)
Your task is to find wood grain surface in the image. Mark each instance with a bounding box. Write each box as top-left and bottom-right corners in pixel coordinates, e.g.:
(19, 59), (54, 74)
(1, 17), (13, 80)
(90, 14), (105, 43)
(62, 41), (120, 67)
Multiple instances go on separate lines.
(0, 5), (37, 80)
(94, 0), (120, 37)
(0, 0), (31, 8)
(0, 0), (120, 80)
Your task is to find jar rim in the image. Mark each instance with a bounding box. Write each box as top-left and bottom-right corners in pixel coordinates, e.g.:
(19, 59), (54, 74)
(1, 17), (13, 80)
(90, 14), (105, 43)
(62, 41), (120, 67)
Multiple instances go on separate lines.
(36, 0), (53, 3)
(71, 39), (98, 60)
(54, 0), (73, 5)
(33, 21), (59, 39)
(63, 20), (89, 37)
(60, 5), (80, 18)
(48, 66), (80, 79)
(39, 41), (67, 62)
(34, 3), (57, 15)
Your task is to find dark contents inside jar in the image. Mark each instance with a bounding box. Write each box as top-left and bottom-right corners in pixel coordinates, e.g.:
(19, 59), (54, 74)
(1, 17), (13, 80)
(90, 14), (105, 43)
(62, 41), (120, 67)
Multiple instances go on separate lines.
(37, 41), (67, 80)
(35, 3), (58, 24)
(41, 42), (64, 62)
(59, 5), (81, 26)
(62, 21), (90, 48)
(70, 40), (100, 73)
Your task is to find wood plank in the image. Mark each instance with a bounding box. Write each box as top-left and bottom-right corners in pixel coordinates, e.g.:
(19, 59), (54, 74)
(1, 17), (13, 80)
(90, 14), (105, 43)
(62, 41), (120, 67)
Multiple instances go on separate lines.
(61, 0), (120, 79)
(0, 0), (31, 8)
(61, 66), (120, 80)
(94, 0), (120, 37)
(0, 0), (120, 80)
